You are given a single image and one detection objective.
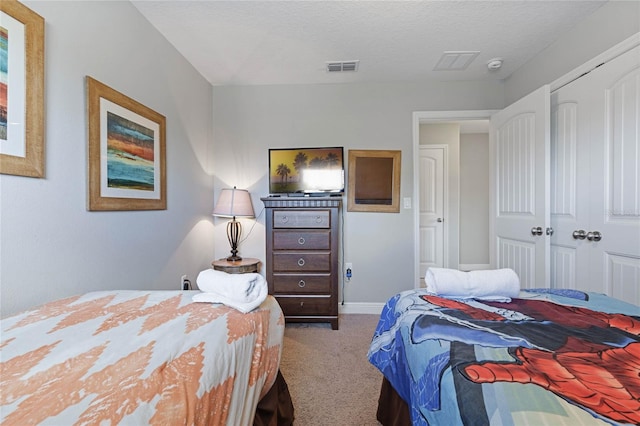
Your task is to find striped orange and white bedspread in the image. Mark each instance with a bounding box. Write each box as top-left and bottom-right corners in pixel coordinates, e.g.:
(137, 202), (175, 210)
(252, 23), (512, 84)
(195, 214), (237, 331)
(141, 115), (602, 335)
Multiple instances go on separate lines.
(0, 291), (285, 425)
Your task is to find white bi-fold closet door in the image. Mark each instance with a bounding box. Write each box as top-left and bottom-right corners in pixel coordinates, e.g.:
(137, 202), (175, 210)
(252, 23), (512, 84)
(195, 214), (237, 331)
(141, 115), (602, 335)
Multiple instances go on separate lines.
(551, 45), (640, 304)
(491, 42), (640, 301)
(490, 87), (550, 290)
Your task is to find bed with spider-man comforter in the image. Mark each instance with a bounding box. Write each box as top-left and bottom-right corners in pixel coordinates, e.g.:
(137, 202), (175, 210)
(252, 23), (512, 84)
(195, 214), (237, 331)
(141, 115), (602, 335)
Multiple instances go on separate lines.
(367, 289), (640, 425)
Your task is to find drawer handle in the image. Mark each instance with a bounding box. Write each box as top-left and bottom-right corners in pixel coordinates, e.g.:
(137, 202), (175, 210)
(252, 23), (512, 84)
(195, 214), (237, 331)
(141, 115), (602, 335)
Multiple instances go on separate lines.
(298, 280), (306, 288)
(315, 216), (322, 223)
(280, 216), (289, 224)
(300, 301), (304, 308)
(297, 258), (305, 267)
(298, 237), (306, 245)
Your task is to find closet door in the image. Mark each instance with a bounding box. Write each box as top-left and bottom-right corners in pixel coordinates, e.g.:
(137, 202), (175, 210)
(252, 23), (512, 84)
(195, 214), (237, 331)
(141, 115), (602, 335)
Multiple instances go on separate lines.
(490, 86), (550, 289)
(589, 46), (640, 302)
(550, 76), (593, 290)
(551, 45), (640, 302)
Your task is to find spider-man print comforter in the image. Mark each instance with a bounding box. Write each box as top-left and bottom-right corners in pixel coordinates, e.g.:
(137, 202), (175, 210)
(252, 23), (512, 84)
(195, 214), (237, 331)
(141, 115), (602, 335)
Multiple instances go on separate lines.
(1, 291), (285, 425)
(368, 289), (640, 425)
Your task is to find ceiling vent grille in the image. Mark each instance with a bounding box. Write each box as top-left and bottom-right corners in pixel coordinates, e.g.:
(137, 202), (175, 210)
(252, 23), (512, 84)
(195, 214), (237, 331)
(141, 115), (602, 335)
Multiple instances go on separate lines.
(434, 51), (480, 71)
(326, 60), (359, 73)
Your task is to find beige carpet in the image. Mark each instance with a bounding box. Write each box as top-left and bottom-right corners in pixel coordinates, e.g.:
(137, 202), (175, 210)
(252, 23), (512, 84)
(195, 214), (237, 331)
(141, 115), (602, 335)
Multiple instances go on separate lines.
(279, 314), (383, 426)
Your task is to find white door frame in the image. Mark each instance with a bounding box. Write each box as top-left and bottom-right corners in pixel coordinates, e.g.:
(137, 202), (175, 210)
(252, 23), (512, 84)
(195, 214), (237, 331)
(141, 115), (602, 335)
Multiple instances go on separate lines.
(412, 110), (498, 288)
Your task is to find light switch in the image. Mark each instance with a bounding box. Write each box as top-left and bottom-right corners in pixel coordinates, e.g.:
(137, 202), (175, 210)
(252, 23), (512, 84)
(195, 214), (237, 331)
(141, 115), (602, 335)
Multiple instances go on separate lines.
(403, 197), (411, 209)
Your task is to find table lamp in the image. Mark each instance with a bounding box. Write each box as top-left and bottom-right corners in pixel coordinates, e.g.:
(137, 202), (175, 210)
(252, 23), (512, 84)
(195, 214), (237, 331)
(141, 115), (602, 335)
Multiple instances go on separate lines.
(212, 187), (255, 261)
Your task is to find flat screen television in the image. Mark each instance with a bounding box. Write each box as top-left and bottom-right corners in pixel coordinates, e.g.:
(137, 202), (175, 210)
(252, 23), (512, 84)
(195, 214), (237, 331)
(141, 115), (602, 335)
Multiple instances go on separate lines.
(269, 147), (344, 195)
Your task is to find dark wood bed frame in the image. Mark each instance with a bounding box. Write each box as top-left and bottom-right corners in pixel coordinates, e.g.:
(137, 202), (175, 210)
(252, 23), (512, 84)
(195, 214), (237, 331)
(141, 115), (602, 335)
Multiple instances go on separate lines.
(254, 371), (295, 425)
(376, 377), (411, 426)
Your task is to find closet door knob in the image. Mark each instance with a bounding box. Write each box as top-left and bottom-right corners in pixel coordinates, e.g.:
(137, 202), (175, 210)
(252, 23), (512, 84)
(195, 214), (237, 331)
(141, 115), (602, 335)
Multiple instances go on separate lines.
(586, 231), (602, 242)
(531, 226), (543, 236)
(572, 230), (587, 240)
(437, 218), (443, 223)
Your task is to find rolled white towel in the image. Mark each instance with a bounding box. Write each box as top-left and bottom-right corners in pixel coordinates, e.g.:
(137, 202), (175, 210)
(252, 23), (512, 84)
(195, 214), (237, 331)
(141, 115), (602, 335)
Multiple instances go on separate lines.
(192, 268), (268, 313)
(425, 267), (520, 302)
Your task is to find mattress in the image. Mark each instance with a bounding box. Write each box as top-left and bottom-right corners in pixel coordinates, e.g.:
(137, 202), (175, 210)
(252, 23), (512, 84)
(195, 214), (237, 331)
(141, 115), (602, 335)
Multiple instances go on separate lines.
(368, 289), (640, 425)
(1, 290), (286, 425)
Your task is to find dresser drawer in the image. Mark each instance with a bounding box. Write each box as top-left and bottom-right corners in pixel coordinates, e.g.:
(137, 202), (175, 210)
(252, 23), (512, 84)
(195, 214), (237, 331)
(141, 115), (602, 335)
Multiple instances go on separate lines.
(273, 230), (330, 250)
(273, 210), (330, 228)
(273, 252), (330, 272)
(277, 296), (332, 316)
(272, 274), (331, 295)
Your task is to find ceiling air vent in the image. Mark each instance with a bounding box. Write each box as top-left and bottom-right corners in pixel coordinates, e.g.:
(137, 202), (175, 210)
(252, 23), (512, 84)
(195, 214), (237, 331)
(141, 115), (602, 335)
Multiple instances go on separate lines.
(326, 60), (359, 73)
(434, 51), (480, 71)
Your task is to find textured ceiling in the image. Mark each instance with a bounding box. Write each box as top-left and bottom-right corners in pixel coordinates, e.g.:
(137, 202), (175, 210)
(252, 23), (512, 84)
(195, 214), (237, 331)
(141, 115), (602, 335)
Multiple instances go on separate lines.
(132, 0), (607, 86)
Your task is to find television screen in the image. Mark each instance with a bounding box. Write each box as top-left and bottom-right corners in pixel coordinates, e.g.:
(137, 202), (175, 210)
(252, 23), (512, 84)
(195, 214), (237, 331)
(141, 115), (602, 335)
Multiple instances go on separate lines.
(269, 147), (344, 195)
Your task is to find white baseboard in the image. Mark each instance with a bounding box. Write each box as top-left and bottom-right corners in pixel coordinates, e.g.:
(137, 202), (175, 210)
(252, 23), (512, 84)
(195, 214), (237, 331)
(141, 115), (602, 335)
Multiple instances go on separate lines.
(459, 263), (491, 271)
(339, 302), (385, 315)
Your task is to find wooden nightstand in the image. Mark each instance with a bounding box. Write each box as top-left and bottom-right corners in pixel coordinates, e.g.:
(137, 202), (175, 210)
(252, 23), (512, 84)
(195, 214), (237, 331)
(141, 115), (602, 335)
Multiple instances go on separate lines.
(211, 258), (261, 274)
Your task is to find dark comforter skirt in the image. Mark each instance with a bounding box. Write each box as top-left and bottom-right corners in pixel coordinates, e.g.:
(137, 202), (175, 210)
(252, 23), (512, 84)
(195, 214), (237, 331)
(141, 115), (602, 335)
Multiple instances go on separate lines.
(254, 371), (295, 426)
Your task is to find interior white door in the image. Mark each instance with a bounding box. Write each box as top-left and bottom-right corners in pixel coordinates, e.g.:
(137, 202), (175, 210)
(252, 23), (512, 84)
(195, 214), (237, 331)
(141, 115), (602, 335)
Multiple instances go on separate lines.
(590, 46), (640, 304)
(490, 86), (550, 289)
(419, 146), (445, 279)
(550, 80), (593, 290)
(551, 45), (640, 304)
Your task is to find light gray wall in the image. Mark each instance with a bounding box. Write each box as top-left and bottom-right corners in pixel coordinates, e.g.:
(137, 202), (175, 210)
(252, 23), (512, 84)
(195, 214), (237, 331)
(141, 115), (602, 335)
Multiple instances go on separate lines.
(3, 0), (634, 315)
(419, 123), (460, 269)
(212, 82), (504, 304)
(505, 1), (640, 104)
(459, 133), (489, 266)
(0, 1), (215, 317)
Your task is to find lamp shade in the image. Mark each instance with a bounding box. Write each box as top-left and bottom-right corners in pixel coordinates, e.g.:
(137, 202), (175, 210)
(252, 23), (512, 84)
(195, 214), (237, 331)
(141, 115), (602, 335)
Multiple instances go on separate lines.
(212, 187), (255, 218)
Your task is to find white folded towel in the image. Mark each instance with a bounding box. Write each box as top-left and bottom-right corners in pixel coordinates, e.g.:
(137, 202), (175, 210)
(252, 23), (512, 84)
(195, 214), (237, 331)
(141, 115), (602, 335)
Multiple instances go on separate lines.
(192, 268), (268, 313)
(425, 267), (520, 302)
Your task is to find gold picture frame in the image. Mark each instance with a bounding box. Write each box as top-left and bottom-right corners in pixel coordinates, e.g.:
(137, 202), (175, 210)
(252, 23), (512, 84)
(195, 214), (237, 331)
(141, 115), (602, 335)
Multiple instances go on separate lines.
(87, 76), (166, 211)
(347, 149), (401, 213)
(0, 0), (45, 178)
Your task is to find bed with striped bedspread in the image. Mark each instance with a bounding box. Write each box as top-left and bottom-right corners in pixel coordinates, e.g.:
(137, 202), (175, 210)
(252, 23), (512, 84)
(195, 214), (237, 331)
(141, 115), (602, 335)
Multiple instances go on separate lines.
(1, 290), (286, 425)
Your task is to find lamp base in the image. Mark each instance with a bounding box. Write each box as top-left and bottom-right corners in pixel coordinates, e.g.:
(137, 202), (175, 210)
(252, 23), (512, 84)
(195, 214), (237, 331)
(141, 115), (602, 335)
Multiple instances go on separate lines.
(226, 219), (243, 262)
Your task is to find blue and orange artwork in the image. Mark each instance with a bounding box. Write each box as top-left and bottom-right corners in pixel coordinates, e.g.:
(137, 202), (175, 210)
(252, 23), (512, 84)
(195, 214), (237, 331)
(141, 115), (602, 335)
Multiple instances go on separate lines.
(106, 111), (155, 191)
(0, 26), (8, 141)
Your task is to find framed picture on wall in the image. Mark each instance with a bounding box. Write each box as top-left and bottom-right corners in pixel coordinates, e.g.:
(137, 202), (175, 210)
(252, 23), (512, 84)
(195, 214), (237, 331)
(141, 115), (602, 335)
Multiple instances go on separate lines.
(86, 76), (166, 211)
(347, 149), (401, 213)
(0, 0), (45, 178)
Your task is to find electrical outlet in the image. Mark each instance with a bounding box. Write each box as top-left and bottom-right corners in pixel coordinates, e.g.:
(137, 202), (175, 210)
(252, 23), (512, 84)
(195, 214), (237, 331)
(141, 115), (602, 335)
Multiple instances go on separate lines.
(181, 274), (188, 290)
(345, 262), (352, 271)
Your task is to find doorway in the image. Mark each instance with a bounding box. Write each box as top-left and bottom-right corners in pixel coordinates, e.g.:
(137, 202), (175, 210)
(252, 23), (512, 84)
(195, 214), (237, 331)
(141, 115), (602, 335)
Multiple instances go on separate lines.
(412, 111), (496, 287)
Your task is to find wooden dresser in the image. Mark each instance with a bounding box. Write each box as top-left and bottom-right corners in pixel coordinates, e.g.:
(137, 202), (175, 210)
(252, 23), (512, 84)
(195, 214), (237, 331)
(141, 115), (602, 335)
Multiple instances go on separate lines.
(262, 196), (341, 330)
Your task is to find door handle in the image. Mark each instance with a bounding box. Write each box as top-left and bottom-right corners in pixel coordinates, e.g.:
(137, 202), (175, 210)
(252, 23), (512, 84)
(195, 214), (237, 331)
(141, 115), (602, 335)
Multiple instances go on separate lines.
(531, 226), (543, 236)
(586, 231), (602, 242)
(546, 227), (554, 236)
(572, 229), (587, 240)
(437, 218), (443, 222)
